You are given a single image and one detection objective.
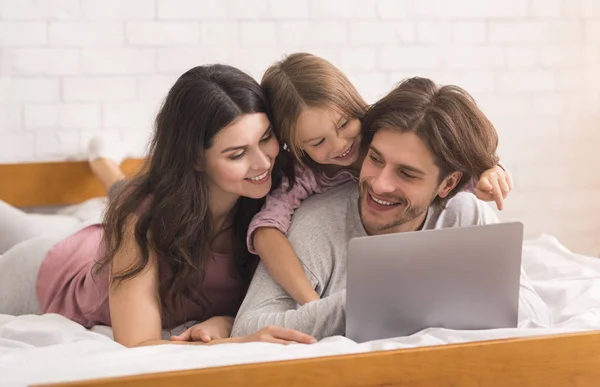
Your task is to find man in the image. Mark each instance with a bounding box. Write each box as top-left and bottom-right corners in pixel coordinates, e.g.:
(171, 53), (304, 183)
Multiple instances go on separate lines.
(231, 77), (549, 340)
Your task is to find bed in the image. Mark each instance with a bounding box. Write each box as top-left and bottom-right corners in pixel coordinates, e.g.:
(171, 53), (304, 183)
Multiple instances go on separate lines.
(1, 160), (600, 387)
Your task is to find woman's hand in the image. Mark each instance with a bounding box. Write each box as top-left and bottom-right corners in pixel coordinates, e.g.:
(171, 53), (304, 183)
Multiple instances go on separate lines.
(475, 165), (513, 211)
(171, 316), (234, 343)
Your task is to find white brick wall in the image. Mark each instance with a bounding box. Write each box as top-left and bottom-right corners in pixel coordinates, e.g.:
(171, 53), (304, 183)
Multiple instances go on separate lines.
(80, 0), (156, 20)
(62, 77), (136, 101)
(49, 22), (125, 45)
(0, 0), (599, 256)
(2, 48), (79, 75)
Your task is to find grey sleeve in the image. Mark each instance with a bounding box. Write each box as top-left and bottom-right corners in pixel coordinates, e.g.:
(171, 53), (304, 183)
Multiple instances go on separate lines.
(476, 199), (500, 225)
(230, 261), (346, 340)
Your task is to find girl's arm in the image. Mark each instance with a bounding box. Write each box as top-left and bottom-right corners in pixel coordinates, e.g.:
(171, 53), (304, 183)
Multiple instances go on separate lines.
(248, 166), (355, 305)
(247, 165), (355, 253)
(254, 227), (319, 305)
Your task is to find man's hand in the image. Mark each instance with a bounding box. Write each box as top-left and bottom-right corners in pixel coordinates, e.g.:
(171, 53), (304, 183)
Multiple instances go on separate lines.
(241, 325), (317, 345)
(171, 316), (234, 343)
(475, 165), (513, 211)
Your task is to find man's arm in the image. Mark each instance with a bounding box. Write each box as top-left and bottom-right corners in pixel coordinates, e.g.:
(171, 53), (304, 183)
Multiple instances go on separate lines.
(230, 261), (346, 340)
(234, 188), (354, 340)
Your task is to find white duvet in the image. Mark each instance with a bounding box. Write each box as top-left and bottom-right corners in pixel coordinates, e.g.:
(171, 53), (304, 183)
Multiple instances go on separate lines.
(2, 206), (600, 387)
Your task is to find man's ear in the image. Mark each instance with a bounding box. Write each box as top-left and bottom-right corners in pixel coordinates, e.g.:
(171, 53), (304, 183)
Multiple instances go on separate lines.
(437, 171), (462, 198)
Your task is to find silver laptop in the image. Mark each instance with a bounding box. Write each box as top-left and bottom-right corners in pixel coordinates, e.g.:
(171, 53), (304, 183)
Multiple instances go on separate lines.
(345, 222), (524, 343)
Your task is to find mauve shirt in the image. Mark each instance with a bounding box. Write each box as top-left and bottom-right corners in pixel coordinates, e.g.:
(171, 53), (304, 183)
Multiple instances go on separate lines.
(36, 223), (255, 329)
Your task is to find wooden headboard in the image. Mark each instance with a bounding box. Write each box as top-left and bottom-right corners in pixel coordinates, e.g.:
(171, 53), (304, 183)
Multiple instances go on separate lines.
(0, 159), (145, 207)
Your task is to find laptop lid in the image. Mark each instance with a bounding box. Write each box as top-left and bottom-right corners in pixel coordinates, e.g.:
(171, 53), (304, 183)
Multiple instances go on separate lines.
(346, 222), (523, 343)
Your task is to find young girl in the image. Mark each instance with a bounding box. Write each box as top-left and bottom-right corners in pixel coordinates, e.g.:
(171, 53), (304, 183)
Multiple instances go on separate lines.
(0, 64), (315, 347)
(250, 53), (514, 305)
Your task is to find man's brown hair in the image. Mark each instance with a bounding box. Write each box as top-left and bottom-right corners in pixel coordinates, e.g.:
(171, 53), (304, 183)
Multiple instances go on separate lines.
(361, 77), (500, 205)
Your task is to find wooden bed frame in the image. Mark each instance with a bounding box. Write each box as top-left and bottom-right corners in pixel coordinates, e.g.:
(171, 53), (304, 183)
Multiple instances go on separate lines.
(0, 159), (145, 207)
(2, 161), (600, 387)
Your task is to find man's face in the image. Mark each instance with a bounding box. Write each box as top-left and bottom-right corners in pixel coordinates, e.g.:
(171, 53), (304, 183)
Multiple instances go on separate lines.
(358, 128), (457, 235)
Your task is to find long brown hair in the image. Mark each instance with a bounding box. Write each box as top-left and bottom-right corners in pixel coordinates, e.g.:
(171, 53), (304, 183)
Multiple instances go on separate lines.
(261, 53), (367, 168)
(361, 77), (500, 206)
(95, 64), (294, 320)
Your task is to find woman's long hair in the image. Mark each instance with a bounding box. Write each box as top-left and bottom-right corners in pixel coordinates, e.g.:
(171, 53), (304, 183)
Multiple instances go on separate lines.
(95, 64), (294, 320)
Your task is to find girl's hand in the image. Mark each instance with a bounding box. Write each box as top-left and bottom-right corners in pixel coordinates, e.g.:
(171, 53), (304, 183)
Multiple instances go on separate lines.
(475, 165), (513, 211)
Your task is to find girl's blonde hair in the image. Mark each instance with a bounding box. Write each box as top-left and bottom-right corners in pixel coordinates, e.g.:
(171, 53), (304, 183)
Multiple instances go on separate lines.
(261, 53), (367, 167)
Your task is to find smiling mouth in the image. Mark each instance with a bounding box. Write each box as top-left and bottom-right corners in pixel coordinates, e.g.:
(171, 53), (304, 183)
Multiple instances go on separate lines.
(334, 142), (354, 159)
(369, 193), (400, 206)
(246, 170), (268, 181)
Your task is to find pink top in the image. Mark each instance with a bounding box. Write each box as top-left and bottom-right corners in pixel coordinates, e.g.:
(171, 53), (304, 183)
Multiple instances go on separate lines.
(36, 224), (254, 329)
(246, 164), (478, 253)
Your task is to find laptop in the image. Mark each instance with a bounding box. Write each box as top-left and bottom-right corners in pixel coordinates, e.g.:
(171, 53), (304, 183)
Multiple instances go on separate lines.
(345, 222), (524, 343)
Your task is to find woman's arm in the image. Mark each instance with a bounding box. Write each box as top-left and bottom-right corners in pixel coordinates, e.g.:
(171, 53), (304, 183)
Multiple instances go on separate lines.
(108, 217), (316, 347)
(108, 216), (164, 348)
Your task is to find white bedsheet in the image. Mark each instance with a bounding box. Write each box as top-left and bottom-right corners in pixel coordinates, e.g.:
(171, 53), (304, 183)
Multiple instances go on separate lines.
(2, 234), (600, 387)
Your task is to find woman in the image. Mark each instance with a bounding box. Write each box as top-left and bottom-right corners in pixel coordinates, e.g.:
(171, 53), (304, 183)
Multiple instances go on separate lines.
(0, 64), (316, 347)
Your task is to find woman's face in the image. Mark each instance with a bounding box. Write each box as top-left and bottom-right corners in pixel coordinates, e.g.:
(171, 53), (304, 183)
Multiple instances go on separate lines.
(295, 107), (362, 167)
(204, 113), (280, 201)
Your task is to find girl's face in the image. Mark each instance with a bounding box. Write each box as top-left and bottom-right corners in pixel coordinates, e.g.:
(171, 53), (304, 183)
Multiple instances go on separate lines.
(295, 107), (362, 167)
(204, 113), (280, 202)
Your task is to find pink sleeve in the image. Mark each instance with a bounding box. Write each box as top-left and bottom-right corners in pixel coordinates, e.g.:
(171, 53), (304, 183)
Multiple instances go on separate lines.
(463, 178), (477, 193)
(246, 164), (355, 254)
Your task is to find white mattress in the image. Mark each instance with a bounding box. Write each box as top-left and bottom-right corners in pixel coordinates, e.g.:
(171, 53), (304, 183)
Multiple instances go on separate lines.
(2, 209), (600, 386)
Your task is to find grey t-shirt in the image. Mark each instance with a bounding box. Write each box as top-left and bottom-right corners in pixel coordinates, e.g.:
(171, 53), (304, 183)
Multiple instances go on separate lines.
(231, 182), (549, 340)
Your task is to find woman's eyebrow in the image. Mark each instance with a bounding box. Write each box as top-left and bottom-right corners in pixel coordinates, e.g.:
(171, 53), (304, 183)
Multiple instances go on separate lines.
(221, 125), (272, 153)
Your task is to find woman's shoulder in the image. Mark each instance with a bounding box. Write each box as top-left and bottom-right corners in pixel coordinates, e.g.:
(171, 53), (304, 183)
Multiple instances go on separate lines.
(110, 180), (154, 217)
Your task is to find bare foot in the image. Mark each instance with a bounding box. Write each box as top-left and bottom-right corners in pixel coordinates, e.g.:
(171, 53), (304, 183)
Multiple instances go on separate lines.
(89, 158), (126, 192)
(87, 137), (130, 193)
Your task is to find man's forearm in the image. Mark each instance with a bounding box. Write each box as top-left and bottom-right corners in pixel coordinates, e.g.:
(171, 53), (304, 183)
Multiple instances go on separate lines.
(232, 290), (346, 340)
